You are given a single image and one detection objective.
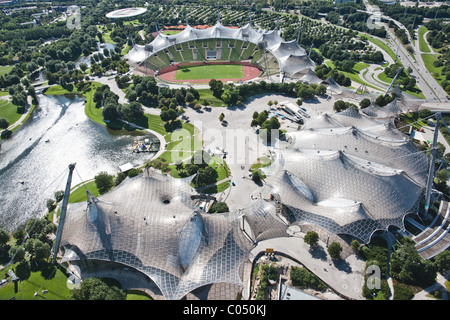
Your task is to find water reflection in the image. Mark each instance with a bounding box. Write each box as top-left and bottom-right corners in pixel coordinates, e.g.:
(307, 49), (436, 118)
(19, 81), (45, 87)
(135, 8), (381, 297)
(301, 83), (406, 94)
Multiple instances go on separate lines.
(0, 93), (155, 232)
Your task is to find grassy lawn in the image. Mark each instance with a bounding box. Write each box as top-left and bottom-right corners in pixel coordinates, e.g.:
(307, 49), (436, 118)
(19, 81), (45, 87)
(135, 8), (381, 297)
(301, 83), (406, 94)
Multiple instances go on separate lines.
(125, 290), (152, 300)
(0, 65), (13, 77)
(361, 33), (397, 62)
(377, 71), (426, 99)
(198, 88), (224, 106)
(121, 43), (130, 56)
(250, 156), (271, 170)
(324, 60), (384, 91)
(69, 180), (99, 203)
(0, 263), (70, 300)
(418, 26), (431, 53)
(163, 30), (182, 35)
(401, 112), (428, 130)
(160, 122), (203, 164)
(175, 64), (243, 80)
(200, 180), (230, 194)
(145, 113), (169, 136)
(0, 99), (22, 125)
(421, 53), (445, 86)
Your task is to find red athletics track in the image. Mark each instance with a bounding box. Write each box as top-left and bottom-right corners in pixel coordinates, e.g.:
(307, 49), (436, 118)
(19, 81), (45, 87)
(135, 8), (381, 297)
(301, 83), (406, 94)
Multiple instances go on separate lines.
(157, 61), (262, 83)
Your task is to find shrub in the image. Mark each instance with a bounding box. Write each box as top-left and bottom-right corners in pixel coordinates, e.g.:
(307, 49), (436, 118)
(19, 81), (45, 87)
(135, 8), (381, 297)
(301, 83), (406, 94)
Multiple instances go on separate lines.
(290, 266), (326, 291)
(127, 168), (141, 178)
(393, 282), (414, 300)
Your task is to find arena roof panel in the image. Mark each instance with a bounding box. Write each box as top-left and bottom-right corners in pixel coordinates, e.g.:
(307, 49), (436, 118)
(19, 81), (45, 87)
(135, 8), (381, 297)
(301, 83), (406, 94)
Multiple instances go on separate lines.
(60, 170), (253, 300)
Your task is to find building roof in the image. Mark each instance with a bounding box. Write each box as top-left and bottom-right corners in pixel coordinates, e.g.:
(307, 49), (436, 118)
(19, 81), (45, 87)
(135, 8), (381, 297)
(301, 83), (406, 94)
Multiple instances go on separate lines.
(125, 22), (314, 78)
(60, 170), (253, 300)
(262, 101), (427, 243)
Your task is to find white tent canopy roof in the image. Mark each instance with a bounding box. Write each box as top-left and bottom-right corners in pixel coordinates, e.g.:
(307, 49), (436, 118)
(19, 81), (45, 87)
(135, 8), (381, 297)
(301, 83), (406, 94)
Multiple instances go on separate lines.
(125, 21), (315, 77)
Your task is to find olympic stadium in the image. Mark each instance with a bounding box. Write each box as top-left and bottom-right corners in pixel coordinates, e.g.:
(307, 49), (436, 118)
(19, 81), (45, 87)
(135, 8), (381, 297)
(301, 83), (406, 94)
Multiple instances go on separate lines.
(105, 7), (147, 19)
(125, 20), (315, 82)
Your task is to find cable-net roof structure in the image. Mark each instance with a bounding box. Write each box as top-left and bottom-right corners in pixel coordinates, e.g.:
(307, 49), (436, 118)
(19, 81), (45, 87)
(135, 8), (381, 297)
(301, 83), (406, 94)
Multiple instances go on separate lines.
(125, 22), (314, 78)
(261, 102), (428, 243)
(286, 126), (428, 186)
(263, 150), (424, 243)
(241, 199), (289, 243)
(60, 170), (253, 300)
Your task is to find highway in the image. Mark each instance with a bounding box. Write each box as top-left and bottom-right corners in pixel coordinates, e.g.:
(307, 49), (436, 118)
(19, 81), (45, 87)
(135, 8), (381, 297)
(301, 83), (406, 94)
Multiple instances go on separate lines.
(361, 0), (448, 103)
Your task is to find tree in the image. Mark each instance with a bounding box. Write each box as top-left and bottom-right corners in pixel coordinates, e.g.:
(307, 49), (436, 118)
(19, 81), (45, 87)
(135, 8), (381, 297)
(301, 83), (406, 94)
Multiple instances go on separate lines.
(419, 108), (432, 119)
(24, 238), (51, 262)
(119, 101), (143, 123)
(79, 63), (88, 72)
(102, 103), (119, 121)
(219, 113), (225, 122)
(252, 170), (262, 183)
(328, 242), (342, 260)
(304, 231), (319, 247)
(390, 239), (437, 287)
(46, 199), (56, 212)
(0, 227), (9, 249)
(69, 277), (126, 300)
(94, 171), (114, 194)
(8, 245), (25, 263)
(359, 98), (371, 109)
(351, 239), (360, 252)
(208, 202), (229, 213)
(434, 250), (450, 274)
(185, 92), (195, 104)
(209, 79), (223, 98)
(0, 117), (9, 129)
(54, 190), (65, 202)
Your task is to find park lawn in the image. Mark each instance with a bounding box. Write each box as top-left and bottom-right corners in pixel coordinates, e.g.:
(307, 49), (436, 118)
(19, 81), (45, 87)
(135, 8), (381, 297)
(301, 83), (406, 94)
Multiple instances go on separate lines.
(0, 99), (22, 125)
(418, 26), (431, 53)
(250, 156), (271, 170)
(145, 113), (169, 136)
(126, 290), (152, 300)
(175, 64), (244, 80)
(0, 264), (71, 300)
(121, 43), (130, 56)
(161, 122), (203, 164)
(200, 180), (230, 194)
(361, 33), (397, 63)
(197, 88), (224, 106)
(163, 30), (182, 35)
(326, 60), (369, 84)
(377, 71), (426, 99)
(69, 180), (99, 203)
(422, 53), (445, 85)
(0, 65), (13, 77)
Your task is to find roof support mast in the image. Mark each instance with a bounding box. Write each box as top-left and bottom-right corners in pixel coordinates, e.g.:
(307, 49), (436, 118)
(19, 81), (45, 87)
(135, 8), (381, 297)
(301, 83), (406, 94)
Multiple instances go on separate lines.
(424, 112), (441, 221)
(52, 163), (76, 264)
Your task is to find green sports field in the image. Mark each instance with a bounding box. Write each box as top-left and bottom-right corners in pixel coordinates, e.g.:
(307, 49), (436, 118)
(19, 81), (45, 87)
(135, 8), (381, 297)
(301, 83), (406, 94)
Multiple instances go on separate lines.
(175, 64), (243, 80)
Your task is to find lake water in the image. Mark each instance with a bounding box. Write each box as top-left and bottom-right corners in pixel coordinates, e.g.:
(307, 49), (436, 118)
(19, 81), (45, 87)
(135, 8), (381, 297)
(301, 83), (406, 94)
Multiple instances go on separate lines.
(0, 94), (156, 232)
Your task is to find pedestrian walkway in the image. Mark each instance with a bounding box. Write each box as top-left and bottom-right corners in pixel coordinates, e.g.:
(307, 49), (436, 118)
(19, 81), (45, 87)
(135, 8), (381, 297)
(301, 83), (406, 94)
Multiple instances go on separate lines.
(251, 236), (366, 300)
(413, 273), (449, 300)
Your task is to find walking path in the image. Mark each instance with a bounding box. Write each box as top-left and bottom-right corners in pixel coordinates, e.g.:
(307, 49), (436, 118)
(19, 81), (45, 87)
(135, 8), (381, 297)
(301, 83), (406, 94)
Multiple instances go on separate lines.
(251, 237), (366, 300)
(413, 272), (449, 300)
